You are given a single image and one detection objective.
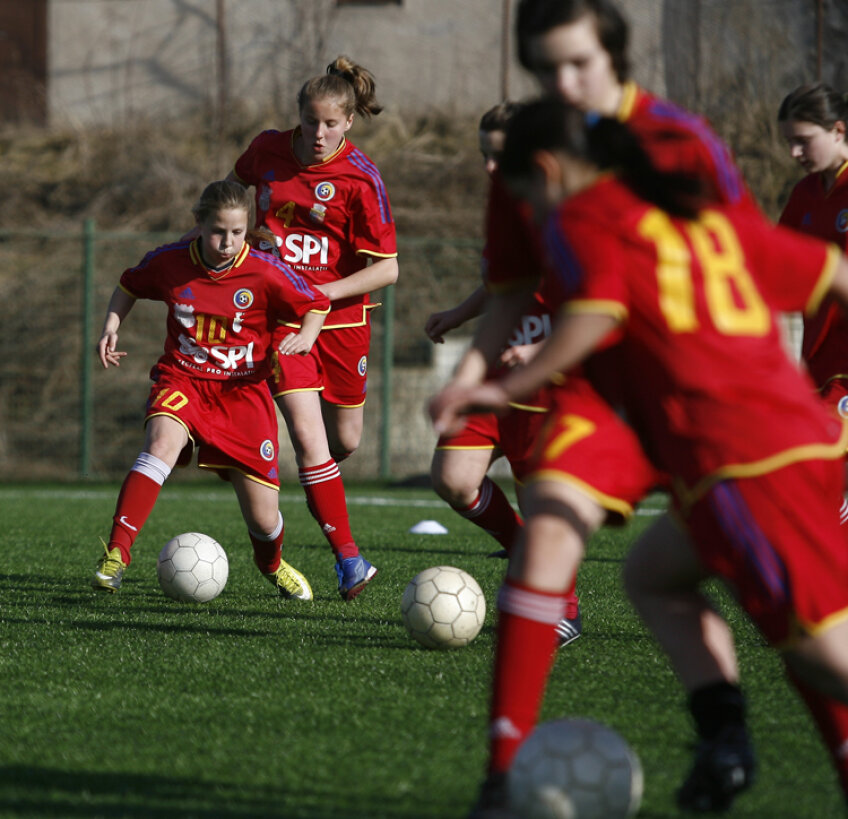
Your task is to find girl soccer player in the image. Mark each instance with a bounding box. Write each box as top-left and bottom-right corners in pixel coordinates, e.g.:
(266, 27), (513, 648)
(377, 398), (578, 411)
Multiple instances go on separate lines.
(92, 180), (329, 600)
(424, 101), (582, 647)
(229, 56), (398, 600)
(438, 98), (848, 816)
(778, 83), (848, 522)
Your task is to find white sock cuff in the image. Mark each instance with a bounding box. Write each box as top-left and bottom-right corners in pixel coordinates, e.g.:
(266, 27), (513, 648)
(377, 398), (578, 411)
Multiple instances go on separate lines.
(132, 452), (171, 486)
(250, 511), (284, 542)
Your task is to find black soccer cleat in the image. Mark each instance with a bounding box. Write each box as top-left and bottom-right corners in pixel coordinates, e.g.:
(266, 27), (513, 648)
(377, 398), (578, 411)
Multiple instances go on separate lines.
(467, 772), (514, 819)
(677, 725), (756, 813)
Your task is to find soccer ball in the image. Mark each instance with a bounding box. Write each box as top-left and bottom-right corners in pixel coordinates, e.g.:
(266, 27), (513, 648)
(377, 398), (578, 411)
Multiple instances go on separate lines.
(401, 565), (486, 648)
(157, 532), (229, 603)
(508, 718), (643, 819)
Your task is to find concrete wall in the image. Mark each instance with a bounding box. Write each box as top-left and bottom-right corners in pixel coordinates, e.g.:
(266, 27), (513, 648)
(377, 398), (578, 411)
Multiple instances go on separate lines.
(46, 0), (538, 126)
(42, 0), (686, 128)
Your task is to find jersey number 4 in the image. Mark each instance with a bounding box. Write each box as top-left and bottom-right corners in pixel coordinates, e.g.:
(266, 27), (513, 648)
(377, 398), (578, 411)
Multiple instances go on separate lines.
(638, 208), (770, 336)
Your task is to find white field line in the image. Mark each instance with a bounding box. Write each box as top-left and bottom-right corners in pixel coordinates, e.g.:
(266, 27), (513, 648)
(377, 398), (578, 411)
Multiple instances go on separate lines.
(0, 487), (667, 515)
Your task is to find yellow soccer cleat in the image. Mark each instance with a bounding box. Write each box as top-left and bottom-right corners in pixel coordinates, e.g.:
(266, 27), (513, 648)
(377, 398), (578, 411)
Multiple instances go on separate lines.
(91, 541), (127, 593)
(265, 558), (313, 601)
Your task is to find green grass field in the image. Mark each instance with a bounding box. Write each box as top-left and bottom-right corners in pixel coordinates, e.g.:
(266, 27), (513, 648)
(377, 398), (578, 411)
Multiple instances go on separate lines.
(0, 481), (841, 818)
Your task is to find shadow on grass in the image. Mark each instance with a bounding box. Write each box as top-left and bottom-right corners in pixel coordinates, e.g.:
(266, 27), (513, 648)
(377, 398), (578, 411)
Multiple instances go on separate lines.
(0, 764), (451, 819)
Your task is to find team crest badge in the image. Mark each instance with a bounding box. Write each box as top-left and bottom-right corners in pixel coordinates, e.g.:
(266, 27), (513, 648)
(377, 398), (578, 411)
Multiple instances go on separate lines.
(357, 355), (368, 376)
(234, 288), (254, 309)
(315, 181), (336, 202)
(838, 396), (848, 418)
(836, 210), (848, 233)
(260, 439), (276, 461)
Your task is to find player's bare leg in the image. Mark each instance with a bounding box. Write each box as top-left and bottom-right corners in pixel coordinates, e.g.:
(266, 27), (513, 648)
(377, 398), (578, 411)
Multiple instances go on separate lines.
(277, 391), (375, 599)
(231, 472), (311, 601)
(431, 448), (523, 556)
(471, 480), (602, 815)
(623, 513), (753, 812)
(92, 416), (187, 592)
(322, 401), (364, 462)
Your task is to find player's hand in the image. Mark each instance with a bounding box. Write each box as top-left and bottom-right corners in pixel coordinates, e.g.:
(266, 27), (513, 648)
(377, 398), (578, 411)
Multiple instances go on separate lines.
(499, 343), (540, 368)
(97, 332), (127, 369)
(424, 309), (461, 344)
(428, 381), (510, 436)
(277, 331), (314, 356)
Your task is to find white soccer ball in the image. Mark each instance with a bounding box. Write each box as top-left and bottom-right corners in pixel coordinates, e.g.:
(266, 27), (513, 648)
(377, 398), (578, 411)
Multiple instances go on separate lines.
(157, 532), (229, 603)
(401, 565), (486, 648)
(508, 719), (643, 819)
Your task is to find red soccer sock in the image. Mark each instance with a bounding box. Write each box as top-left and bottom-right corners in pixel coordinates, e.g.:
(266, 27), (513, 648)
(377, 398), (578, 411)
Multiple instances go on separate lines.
(299, 459), (358, 560)
(249, 512), (284, 575)
(787, 668), (848, 797)
(455, 477), (523, 553)
(488, 578), (566, 773)
(564, 575), (580, 620)
(109, 469), (163, 565)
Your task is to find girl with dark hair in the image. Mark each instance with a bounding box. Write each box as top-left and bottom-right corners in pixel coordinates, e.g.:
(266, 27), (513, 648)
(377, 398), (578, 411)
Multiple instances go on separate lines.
(92, 181), (329, 602)
(437, 97), (848, 816)
(778, 82), (848, 522)
(229, 56), (398, 600)
(430, 3), (753, 815)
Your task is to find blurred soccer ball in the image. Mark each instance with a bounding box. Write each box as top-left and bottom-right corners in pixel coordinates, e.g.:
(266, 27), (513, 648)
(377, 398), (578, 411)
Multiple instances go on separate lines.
(157, 532), (229, 603)
(401, 565), (486, 648)
(508, 718), (643, 819)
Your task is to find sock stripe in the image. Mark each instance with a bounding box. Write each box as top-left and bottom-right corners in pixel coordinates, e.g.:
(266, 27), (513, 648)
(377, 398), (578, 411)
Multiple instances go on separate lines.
(459, 478), (493, 519)
(299, 462), (341, 487)
(498, 583), (566, 625)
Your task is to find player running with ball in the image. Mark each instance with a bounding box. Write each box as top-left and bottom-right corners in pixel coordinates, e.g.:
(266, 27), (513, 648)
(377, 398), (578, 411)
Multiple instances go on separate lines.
(92, 180), (328, 601)
(439, 97), (848, 816)
(229, 56), (397, 601)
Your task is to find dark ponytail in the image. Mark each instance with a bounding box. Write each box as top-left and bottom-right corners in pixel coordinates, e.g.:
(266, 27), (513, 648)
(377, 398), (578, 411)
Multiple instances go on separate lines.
(499, 97), (705, 218)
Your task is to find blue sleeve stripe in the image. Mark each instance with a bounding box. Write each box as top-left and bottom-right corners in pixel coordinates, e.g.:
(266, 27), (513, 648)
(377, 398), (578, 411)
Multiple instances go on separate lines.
(249, 248), (318, 298)
(347, 149), (393, 224)
(710, 481), (789, 603)
(647, 100), (744, 204)
(543, 217), (584, 295)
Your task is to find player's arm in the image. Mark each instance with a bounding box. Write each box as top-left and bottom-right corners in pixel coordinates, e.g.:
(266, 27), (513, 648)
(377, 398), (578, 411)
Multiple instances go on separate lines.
(277, 310), (327, 356)
(428, 284), (536, 435)
(826, 253), (848, 313)
(316, 255), (398, 302)
(97, 286), (136, 369)
(425, 285), (487, 343)
(430, 310), (618, 435)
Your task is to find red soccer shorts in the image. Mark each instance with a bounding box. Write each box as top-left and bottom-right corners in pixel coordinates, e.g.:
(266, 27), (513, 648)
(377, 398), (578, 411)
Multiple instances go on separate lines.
(435, 405), (552, 483)
(680, 457), (848, 646)
(145, 370), (280, 488)
(436, 412), (500, 452)
(269, 324), (370, 407)
(523, 378), (659, 522)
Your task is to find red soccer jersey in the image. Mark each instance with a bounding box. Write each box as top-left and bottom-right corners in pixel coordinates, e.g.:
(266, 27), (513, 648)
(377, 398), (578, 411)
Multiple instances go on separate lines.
(484, 81), (751, 293)
(233, 128), (397, 329)
(779, 161), (848, 372)
(119, 239), (330, 382)
(539, 176), (845, 504)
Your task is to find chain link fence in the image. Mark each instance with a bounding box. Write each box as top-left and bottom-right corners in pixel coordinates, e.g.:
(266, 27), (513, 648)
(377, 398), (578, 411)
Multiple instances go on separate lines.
(0, 227), (482, 482)
(2, 0), (847, 482)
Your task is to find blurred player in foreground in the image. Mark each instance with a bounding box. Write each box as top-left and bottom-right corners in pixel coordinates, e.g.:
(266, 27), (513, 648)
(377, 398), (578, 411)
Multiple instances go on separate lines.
(778, 82), (848, 524)
(92, 181), (328, 600)
(229, 56), (397, 600)
(430, 1), (753, 813)
(436, 97), (848, 816)
(425, 101), (583, 647)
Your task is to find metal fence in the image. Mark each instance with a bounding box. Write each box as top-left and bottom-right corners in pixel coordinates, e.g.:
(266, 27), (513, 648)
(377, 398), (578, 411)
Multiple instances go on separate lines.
(0, 225), (483, 483)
